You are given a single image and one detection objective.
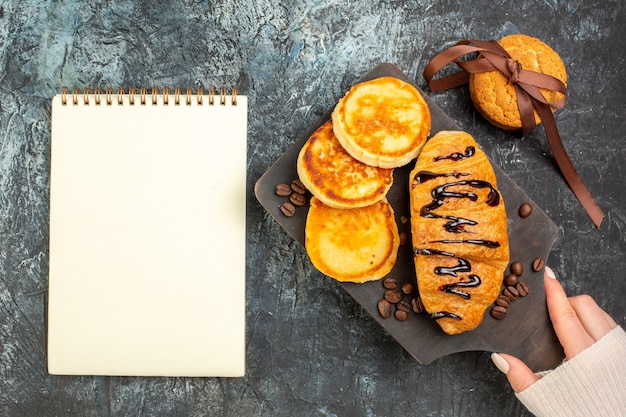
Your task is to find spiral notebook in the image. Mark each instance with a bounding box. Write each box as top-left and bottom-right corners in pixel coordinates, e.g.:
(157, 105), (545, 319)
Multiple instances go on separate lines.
(47, 87), (247, 377)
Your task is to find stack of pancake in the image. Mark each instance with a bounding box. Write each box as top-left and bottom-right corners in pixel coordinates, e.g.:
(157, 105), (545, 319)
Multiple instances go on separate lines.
(299, 76), (431, 283)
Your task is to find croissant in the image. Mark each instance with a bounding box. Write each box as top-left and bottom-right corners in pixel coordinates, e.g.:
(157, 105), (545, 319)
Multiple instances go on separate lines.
(409, 131), (509, 334)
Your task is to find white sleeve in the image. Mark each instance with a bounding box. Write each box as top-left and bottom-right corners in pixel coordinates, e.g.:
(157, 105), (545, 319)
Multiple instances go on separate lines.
(516, 326), (626, 417)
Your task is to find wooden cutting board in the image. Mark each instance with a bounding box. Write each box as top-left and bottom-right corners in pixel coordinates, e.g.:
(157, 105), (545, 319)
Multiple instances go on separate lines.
(255, 62), (564, 372)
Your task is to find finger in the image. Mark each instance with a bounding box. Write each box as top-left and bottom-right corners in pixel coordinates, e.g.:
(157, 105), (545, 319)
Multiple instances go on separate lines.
(544, 268), (595, 359)
(569, 294), (617, 341)
(491, 353), (540, 393)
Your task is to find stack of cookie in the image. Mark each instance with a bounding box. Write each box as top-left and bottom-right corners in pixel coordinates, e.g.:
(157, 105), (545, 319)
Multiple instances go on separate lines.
(468, 34), (567, 132)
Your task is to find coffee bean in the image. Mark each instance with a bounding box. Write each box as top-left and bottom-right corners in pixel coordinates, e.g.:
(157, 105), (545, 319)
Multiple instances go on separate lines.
(510, 261), (524, 276)
(291, 179), (307, 194)
(280, 202), (296, 217)
(516, 281), (530, 297)
(504, 273), (519, 287)
(399, 231), (408, 246)
(275, 183), (292, 197)
(401, 282), (415, 295)
(377, 299), (392, 319)
(289, 192), (306, 206)
(383, 277), (398, 290)
(495, 295), (511, 308)
(491, 305), (507, 319)
(411, 297), (424, 314)
(532, 257), (545, 272)
(394, 309), (408, 321)
(384, 290), (402, 304)
(504, 285), (519, 301)
(397, 300), (412, 313)
(518, 202), (533, 218)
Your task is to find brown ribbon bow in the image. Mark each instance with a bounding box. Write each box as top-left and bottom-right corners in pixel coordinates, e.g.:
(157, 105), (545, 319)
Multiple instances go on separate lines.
(423, 40), (604, 228)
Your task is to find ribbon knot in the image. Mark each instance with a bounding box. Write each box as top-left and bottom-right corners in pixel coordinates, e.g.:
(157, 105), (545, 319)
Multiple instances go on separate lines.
(423, 39), (604, 228)
(506, 58), (522, 84)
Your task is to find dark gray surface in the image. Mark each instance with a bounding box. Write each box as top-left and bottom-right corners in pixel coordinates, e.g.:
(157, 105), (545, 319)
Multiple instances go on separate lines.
(0, 1), (624, 416)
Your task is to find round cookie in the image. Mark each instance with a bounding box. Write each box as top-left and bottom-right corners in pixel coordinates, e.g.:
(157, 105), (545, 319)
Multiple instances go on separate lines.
(469, 34), (567, 131)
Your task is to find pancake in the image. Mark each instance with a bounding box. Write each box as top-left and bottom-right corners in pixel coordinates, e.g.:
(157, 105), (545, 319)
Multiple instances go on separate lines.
(331, 76), (431, 168)
(305, 196), (400, 283)
(297, 120), (394, 209)
(409, 131), (509, 334)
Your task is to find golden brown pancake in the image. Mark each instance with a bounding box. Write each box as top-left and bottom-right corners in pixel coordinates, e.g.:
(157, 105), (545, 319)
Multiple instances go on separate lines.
(331, 76), (431, 168)
(297, 121), (394, 209)
(305, 197), (400, 283)
(409, 131), (509, 334)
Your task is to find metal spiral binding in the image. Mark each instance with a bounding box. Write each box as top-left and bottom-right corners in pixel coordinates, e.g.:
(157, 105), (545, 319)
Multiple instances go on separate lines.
(60, 86), (238, 106)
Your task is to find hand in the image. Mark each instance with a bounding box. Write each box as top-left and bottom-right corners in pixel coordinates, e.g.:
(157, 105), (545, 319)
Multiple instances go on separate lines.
(491, 266), (618, 393)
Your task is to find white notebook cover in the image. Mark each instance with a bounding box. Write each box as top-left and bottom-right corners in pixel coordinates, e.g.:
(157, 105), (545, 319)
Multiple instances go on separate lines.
(48, 90), (247, 377)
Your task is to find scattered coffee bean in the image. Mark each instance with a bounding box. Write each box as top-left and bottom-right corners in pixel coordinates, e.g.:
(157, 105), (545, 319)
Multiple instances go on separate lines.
(384, 290), (402, 304)
(510, 261), (524, 276)
(401, 282), (415, 295)
(495, 295), (511, 308)
(518, 202), (533, 218)
(516, 281), (530, 297)
(275, 183), (292, 197)
(397, 300), (412, 313)
(378, 299), (392, 319)
(379, 278), (424, 320)
(491, 305), (507, 319)
(394, 309), (408, 321)
(291, 179), (307, 194)
(411, 297), (424, 314)
(277, 179), (309, 216)
(532, 257), (545, 272)
(289, 192), (307, 206)
(399, 231), (408, 246)
(503, 285), (519, 301)
(504, 273), (519, 287)
(492, 269), (534, 320)
(383, 277), (398, 290)
(280, 202), (296, 217)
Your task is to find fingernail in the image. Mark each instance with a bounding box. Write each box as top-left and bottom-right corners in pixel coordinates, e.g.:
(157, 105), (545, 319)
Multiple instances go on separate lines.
(545, 266), (556, 280)
(491, 353), (510, 375)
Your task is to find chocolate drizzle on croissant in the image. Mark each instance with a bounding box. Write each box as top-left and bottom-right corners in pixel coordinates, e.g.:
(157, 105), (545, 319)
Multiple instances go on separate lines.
(415, 248), (481, 300)
(409, 131), (509, 334)
(433, 145), (476, 162)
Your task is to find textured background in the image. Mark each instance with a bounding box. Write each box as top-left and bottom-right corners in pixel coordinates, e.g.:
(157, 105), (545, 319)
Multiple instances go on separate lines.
(1, 1), (625, 416)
